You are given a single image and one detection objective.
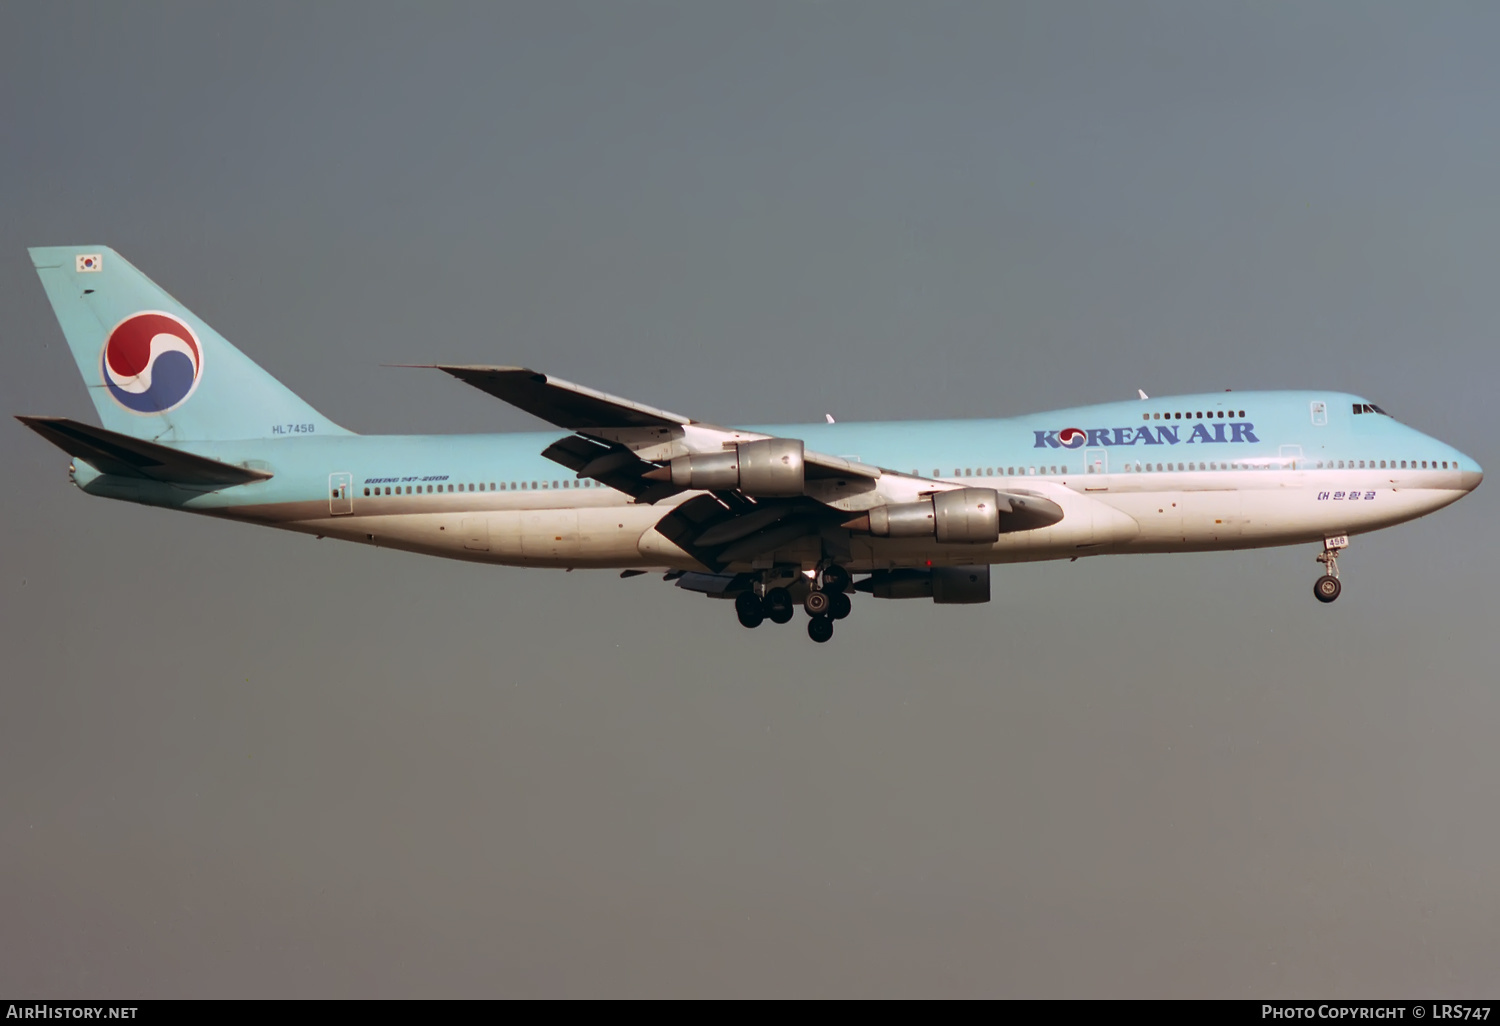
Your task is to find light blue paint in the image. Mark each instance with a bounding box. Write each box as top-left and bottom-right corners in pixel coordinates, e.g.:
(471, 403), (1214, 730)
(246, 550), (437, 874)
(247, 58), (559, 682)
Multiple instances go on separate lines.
(28, 246), (351, 443)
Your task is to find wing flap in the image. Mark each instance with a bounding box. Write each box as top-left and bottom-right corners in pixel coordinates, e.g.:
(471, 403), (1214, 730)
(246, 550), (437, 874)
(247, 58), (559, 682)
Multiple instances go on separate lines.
(17, 416), (273, 486)
(539, 433), (686, 503)
(648, 494), (847, 571)
(673, 571), (754, 597)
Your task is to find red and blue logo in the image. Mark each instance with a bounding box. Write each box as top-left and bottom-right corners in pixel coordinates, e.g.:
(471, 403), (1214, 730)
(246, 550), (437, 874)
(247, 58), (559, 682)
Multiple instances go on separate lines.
(1057, 427), (1087, 449)
(100, 312), (202, 414)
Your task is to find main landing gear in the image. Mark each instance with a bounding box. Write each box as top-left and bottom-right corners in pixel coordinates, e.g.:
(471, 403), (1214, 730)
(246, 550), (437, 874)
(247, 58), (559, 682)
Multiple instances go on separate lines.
(1314, 535), (1348, 604)
(765, 587), (795, 624)
(734, 563), (853, 642)
(803, 563), (850, 643)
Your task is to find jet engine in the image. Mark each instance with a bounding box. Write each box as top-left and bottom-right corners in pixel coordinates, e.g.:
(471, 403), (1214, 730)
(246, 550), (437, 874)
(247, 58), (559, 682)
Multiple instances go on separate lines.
(855, 566), (991, 604)
(664, 438), (805, 497)
(843, 487), (1064, 541)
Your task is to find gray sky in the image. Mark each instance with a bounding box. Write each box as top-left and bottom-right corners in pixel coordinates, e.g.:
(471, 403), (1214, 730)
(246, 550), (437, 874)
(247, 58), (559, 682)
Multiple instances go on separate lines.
(2, 2), (1497, 998)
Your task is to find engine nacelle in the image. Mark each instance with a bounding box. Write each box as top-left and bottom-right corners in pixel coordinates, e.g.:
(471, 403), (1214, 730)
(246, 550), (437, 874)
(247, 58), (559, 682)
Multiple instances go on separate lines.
(855, 487), (1003, 544)
(932, 564), (990, 604)
(855, 566), (991, 604)
(845, 488), (1065, 540)
(860, 568), (934, 599)
(667, 438), (805, 496)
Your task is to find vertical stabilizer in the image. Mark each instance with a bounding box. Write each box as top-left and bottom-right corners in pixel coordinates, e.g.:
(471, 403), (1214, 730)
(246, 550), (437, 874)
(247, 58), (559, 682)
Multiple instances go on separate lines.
(28, 246), (351, 441)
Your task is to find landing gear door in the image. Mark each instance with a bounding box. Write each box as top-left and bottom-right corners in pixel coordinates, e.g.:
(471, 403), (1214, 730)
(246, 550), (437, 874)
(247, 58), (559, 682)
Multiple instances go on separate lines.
(329, 472), (353, 515)
(1083, 448), (1108, 491)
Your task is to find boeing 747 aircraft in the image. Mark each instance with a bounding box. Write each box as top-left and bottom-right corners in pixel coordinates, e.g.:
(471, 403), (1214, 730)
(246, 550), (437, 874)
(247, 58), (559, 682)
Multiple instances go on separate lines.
(20, 247), (1483, 643)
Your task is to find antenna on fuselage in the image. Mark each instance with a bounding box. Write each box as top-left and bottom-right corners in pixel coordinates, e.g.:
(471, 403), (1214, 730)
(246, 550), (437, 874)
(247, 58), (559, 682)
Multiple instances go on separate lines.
(1137, 389), (1149, 400)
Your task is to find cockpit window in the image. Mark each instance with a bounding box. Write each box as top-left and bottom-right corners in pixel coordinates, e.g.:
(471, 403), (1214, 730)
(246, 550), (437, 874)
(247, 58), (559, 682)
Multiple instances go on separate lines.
(1352, 403), (1391, 416)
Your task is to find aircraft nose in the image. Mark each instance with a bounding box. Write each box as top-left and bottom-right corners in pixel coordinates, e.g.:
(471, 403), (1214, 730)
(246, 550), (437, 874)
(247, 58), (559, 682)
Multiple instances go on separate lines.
(1460, 466), (1483, 493)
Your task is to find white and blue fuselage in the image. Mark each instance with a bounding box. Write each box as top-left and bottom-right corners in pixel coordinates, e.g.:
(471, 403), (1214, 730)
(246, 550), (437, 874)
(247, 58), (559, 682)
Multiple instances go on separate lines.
(21, 246), (1482, 633)
(67, 390), (1479, 571)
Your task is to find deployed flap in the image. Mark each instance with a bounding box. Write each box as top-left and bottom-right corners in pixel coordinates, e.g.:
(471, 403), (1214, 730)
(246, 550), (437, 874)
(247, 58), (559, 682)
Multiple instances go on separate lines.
(649, 494), (844, 572)
(17, 416), (273, 486)
(540, 433), (685, 504)
(674, 571), (754, 597)
(417, 365), (693, 429)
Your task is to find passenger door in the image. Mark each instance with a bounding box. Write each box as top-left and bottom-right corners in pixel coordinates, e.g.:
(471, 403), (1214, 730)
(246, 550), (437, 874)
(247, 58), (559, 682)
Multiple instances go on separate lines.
(328, 472), (353, 515)
(1083, 447), (1109, 491)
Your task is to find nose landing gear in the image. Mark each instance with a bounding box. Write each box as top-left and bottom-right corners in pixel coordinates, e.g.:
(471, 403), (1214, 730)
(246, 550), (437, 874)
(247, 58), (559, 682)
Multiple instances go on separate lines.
(1314, 535), (1348, 603)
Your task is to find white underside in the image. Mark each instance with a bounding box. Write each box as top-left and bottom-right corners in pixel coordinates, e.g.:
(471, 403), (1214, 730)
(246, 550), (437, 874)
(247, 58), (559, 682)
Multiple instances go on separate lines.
(273, 469), (1467, 572)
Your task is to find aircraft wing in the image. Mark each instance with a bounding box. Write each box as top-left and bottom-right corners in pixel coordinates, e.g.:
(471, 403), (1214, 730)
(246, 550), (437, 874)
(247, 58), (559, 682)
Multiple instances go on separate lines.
(425, 365), (693, 429)
(422, 363), (882, 484)
(420, 364), (1062, 571)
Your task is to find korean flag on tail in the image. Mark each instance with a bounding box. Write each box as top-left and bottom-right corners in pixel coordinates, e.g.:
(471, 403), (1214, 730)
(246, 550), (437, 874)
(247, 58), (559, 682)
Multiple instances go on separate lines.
(76, 253), (102, 272)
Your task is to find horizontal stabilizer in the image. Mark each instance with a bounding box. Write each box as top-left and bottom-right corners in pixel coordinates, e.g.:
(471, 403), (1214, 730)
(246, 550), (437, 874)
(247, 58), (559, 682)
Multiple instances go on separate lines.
(17, 416), (273, 486)
(409, 365), (693, 430)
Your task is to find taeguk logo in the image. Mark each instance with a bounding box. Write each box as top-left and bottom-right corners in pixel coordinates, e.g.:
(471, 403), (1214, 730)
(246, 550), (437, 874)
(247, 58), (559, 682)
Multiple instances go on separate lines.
(100, 311), (203, 414)
(1057, 427), (1087, 449)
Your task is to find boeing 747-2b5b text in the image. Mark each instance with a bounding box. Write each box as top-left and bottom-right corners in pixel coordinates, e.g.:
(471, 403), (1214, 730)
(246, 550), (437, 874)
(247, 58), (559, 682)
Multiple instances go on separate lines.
(20, 247), (1484, 643)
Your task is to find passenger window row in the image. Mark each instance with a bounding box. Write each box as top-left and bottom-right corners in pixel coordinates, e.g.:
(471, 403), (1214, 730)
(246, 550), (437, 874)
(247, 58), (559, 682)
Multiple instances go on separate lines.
(1105, 458), (1453, 473)
(892, 458), (1461, 486)
(361, 479), (606, 497)
(349, 456), (1459, 500)
(1316, 459), (1451, 470)
(923, 467), (1068, 478)
(1144, 410), (1245, 421)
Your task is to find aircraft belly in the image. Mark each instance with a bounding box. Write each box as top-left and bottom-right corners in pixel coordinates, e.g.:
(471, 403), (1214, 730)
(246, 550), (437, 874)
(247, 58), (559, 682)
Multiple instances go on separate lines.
(274, 506), (655, 568)
(1181, 491), (1244, 543)
(1098, 479), (1462, 551)
(254, 480), (1465, 572)
(505, 506), (659, 567)
(1119, 491), (1185, 542)
(575, 507), (661, 563)
(518, 509), (578, 562)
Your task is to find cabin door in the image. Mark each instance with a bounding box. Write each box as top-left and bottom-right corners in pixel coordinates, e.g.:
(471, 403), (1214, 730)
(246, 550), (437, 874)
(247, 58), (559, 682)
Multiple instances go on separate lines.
(1083, 448), (1109, 491)
(329, 473), (353, 515)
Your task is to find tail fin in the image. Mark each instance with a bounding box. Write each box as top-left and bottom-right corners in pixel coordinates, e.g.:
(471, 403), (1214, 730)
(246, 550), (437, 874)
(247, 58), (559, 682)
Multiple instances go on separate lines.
(28, 246), (351, 441)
